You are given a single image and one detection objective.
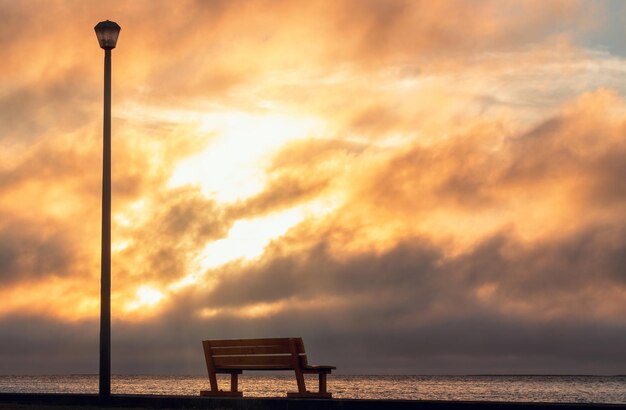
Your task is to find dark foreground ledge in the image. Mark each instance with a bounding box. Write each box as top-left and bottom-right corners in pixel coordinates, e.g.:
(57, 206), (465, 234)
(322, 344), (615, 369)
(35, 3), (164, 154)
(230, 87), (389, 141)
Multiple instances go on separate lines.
(0, 393), (624, 410)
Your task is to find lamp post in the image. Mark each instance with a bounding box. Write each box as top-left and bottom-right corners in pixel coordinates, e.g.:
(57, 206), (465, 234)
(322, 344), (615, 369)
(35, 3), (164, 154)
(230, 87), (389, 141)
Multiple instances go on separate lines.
(94, 19), (120, 402)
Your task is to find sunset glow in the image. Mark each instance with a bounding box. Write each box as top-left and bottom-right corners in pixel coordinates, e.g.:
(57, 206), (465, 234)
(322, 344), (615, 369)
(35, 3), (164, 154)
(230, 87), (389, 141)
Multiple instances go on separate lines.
(125, 286), (165, 312)
(169, 111), (323, 202)
(2, 0), (626, 375)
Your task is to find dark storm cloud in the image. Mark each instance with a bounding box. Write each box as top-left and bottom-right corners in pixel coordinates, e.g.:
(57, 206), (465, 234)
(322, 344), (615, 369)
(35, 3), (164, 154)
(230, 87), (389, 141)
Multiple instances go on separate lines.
(9, 255), (625, 375)
(0, 219), (75, 284)
(148, 224), (626, 374)
(0, 315), (97, 374)
(2, 307), (624, 375)
(229, 174), (330, 219)
(202, 240), (440, 309)
(116, 186), (230, 285)
(200, 223), (626, 317)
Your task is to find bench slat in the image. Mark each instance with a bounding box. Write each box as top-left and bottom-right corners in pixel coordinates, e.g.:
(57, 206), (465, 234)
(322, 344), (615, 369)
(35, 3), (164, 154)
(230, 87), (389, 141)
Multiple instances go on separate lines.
(304, 365), (336, 370)
(206, 338), (306, 354)
(213, 354), (293, 368)
(211, 345), (293, 356)
(207, 338), (295, 348)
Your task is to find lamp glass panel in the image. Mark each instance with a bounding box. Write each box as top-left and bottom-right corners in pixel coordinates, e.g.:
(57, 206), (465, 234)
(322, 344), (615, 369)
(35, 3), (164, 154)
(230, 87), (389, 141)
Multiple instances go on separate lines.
(95, 22), (121, 49)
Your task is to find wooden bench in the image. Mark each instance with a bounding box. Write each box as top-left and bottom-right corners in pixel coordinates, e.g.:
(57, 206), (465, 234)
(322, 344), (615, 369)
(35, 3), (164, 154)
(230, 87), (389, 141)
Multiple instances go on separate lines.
(200, 337), (336, 398)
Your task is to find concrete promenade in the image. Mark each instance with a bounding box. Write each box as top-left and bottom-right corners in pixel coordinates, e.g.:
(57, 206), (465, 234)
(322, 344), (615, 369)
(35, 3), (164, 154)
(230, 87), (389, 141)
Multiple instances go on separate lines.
(0, 393), (625, 410)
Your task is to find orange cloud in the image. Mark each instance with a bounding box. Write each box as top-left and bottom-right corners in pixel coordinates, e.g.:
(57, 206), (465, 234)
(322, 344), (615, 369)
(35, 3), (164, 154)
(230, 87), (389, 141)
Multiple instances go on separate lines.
(1, 0), (625, 375)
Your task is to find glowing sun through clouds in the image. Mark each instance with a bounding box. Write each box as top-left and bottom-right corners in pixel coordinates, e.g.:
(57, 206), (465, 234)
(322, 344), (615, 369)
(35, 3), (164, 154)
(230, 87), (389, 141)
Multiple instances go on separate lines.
(169, 111), (325, 202)
(114, 109), (335, 314)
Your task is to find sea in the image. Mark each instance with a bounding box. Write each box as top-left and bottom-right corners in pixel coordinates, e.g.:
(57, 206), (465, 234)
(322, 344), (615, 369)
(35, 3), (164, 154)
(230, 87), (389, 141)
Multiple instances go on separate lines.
(1, 375), (625, 404)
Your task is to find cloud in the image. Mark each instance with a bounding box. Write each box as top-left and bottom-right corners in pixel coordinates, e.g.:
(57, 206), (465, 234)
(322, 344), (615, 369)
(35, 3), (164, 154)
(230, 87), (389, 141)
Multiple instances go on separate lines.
(226, 138), (365, 218)
(1, 0), (625, 376)
(0, 69), (97, 144)
(140, 87), (626, 373)
(114, 186), (229, 286)
(198, 223), (626, 323)
(0, 315), (97, 375)
(323, 0), (592, 66)
(2, 0), (597, 112)
(0, 219), (76, 285)
(130, 221), (625, 374)
(7, 218), (625, 375)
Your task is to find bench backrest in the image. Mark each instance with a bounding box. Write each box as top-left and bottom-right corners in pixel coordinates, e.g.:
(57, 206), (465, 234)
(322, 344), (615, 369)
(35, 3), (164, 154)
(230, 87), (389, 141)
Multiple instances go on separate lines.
(203, 337), (308, 371)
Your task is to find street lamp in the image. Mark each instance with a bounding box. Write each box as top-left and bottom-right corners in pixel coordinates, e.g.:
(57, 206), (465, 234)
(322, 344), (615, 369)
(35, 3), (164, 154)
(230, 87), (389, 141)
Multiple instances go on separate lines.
(94, 19), (120, 402)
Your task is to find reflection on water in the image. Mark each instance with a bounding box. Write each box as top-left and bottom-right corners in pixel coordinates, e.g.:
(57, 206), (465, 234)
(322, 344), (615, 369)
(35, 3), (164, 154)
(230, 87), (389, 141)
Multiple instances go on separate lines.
(1, 375), (625, 404)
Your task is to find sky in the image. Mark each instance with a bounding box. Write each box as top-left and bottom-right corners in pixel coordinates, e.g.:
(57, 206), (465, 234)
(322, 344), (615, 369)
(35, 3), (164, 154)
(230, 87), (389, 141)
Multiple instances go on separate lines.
(1, 0), (626, 376)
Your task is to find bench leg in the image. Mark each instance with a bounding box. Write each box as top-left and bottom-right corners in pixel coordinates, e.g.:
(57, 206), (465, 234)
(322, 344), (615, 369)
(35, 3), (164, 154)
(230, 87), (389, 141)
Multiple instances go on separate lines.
(293, 366), (307, 394)
(208, 371), (219, 393)
(231, 373), (239, 393)
(200, 371), (243, 397)
(287, 372), (332, 398)
(319, 372), (327, 394)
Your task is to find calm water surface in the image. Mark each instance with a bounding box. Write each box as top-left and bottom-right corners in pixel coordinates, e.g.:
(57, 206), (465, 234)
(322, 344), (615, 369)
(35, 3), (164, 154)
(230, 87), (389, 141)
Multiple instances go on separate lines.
(0, 375), (624, 404)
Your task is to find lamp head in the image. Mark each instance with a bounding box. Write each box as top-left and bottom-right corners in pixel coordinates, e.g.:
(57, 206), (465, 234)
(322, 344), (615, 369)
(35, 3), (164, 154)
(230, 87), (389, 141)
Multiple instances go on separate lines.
(94, 20), (121, 49)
